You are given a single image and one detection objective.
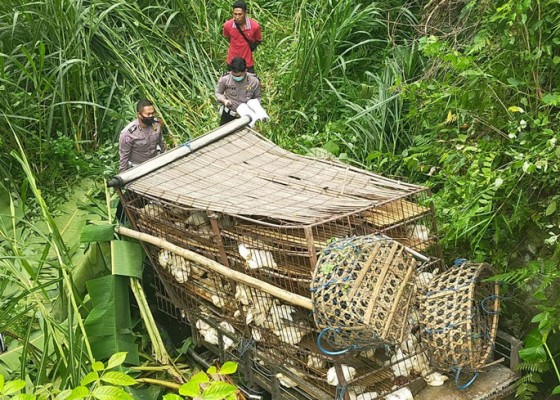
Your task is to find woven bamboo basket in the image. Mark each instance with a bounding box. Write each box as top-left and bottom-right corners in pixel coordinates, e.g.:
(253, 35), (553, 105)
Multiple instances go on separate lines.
(310, 236), (418, 351)
(419, 262), (500, 376)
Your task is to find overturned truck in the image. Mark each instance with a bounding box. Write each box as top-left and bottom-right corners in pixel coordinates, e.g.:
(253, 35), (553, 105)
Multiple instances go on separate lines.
(109, 116), (521, 400)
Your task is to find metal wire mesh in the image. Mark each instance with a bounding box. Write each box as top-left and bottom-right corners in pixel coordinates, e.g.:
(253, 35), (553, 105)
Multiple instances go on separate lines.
(117, 128), (447, 398)
(121, 189), (440, 300)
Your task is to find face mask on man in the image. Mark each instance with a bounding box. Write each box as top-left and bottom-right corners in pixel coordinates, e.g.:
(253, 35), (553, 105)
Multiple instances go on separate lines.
(232, 75), (244, 82)
(141, 115), (155, 125)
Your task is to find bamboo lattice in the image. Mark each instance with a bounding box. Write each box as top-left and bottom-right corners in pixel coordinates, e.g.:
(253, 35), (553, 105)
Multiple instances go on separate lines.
(311, 236), (418, 350)
(419, 262), (500, 374)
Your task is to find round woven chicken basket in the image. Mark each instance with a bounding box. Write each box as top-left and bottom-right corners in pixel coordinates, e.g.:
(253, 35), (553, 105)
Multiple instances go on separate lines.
(311, 236), (419, 353)
(419, 261), (500, 384)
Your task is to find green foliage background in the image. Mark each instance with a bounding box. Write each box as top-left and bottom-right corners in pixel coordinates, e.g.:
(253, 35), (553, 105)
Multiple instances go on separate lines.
(1, 0), (560, 397)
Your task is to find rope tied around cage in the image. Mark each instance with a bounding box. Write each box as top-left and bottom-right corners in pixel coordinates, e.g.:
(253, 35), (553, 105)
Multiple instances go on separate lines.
(453, 366), (479, 390)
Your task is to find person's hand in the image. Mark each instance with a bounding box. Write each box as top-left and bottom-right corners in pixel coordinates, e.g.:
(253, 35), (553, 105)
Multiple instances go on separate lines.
(223, 99), (232, 108)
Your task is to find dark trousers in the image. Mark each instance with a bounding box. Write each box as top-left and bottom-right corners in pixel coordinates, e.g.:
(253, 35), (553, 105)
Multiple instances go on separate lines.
(116, 199), (127, 224)
(220, 109), (238, 126)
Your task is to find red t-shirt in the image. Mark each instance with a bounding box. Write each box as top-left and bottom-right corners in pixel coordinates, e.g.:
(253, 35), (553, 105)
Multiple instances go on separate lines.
(223, 17), (262, 68)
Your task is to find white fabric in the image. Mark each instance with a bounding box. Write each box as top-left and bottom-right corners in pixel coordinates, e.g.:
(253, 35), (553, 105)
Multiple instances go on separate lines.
(237, 99), (270, 127)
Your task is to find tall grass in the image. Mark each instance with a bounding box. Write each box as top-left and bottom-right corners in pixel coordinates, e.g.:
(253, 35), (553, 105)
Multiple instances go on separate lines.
(285, 0), (387, 103)
(0, 0), (231, 185)
(0, 119), (95, 387)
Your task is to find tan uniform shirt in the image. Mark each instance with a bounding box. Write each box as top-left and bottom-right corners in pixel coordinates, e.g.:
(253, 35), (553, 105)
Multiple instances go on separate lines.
(119, 119), (165, 172)
(215, 73), (261, 111)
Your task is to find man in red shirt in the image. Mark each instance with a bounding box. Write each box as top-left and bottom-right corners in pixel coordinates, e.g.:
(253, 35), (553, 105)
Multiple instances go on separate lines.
(223, 1), (262, 73)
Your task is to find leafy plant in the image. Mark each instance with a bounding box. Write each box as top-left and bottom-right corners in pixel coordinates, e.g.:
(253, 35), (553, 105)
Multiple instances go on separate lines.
(164, 362), (239, 400)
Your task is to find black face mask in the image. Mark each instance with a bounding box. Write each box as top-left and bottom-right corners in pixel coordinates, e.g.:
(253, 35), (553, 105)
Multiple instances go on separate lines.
(141, 115), (155, 126)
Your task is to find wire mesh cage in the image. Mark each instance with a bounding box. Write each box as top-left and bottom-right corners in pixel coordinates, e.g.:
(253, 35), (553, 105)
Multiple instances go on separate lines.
(117, 127), (441, 299)
(418, 261), (500, 382)
(310, 236), (420, 350)
(114, 126), (448, 398)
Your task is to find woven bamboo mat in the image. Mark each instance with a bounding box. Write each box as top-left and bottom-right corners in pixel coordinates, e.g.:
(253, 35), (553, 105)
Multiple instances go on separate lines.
(126, 129), (428, 225)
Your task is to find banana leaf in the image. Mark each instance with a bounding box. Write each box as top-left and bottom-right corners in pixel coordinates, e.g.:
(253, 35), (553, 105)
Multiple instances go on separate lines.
(111, 240), (144, 279)
(84, 275), (139, 364)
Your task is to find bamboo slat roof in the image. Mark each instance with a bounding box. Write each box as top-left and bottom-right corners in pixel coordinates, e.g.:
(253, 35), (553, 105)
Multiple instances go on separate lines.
(125, 128), (427, 225)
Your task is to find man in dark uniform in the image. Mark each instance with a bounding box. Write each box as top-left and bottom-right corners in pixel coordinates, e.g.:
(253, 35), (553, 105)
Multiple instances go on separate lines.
(215, 57), (261, 126)
(223, 1), (262, 73)
(116, 99), (166, 222)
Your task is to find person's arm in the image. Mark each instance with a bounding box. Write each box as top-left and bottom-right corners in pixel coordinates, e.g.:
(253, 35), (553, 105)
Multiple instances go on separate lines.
(215, 77), (232, 107)
(222, 22), (230, 41)
(119, 132), (132, 172)
(252, 78), (261, 101)
(158, 125), (166, 152)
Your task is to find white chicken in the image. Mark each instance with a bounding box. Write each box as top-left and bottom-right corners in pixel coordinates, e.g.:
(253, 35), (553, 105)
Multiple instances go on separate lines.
(185, 211), (213, 237)
(211, 294), (226, 308)
(142, 203), (164, 218)
(158, 250), (190, 283)
(424, 372), (448, 386)
(158, 249), (171, 268)
(196, 319), (235, 350)
(307, 354), (327, 370)
(276, 366), (303, 388)
(168, 254), (191, 284)
(390, 348), (430, 378)
(385, 387), (414, 400)
(415, 268), (439, 290)
(251, 328), (263, 342)
(399, 333), (419, 355)
(238, 244), (277, 269)
(356, 393), (379, 400)
(274, 324), (312, 345)
(407, 224), (430, 242)
(326, 365), (356, 386)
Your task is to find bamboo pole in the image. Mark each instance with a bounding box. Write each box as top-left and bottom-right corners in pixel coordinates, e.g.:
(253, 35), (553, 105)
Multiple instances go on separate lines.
(117, 226), (314, 310)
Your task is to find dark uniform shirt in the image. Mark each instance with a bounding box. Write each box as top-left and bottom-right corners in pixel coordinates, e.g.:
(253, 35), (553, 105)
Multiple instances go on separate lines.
(215, 73), (261, 112)
(119, 119), (165, 172)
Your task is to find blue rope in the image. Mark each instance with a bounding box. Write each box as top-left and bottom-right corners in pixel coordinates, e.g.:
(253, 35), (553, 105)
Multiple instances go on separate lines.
(182, 141), (193, 151)
(454, 367), (479, 389)
(481, 294), (501, 315)
(237, 338), (255, 358)
(453, 258), (468, 266)
(317, 327), (357, 355)
(336, 385), (348, 400)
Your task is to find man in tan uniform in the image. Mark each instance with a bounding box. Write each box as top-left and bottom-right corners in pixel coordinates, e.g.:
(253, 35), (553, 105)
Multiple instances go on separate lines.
(119, 99), (166, 172)
(215, 57), (261, 126)
(116, 99), (166, 222)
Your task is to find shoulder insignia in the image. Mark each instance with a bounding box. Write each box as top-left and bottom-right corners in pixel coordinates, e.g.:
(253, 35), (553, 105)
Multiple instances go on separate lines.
(128, 125), (138, 134)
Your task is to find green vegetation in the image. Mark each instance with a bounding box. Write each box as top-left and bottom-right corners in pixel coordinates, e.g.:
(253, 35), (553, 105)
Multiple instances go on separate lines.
(1, 0), (560, 398)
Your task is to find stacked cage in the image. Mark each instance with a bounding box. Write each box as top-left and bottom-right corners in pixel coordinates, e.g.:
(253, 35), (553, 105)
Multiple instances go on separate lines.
(116, 126), (448, 398)
(122, 194), (440, 395)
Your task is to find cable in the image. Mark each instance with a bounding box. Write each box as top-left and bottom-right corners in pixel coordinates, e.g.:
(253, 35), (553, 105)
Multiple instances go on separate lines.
(454, 367), (479, 390)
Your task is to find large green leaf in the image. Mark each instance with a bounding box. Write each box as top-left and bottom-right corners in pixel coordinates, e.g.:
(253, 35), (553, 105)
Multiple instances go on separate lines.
(84, 275), (139, 364)
(201, 381), (237, 400)
(80, 224), (115, 243)
(52, 242), (111, 320)
(0, 182), (24, 239)
(0, 334), (45, 379)
(111, 241), (143, 279)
